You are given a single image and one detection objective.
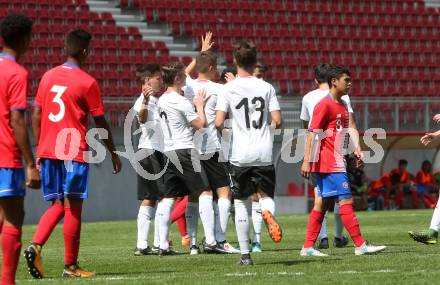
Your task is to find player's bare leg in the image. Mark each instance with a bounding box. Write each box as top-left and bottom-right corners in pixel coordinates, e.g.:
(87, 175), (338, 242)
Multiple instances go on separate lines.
(257, 188), (282, 243)
(0, 197), (24, 284)
(62, 198), (95, 278)
(135, 199), (156, 256)
(25, 198), (64, 279)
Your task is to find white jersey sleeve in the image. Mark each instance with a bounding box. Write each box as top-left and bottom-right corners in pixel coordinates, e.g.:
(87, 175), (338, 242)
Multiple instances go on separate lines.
(215, 91), (229, 113)
(133, 94), (144, 113)
(268, 86), (280, 112)
(181, 96), (199, 123)
(341, 95), (354, 113)
(300, 95), (310, 121)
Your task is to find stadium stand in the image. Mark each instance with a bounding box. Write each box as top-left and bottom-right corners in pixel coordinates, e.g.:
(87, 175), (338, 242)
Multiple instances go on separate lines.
(0, 0), (175, 98)
(118, 0), (440, 97)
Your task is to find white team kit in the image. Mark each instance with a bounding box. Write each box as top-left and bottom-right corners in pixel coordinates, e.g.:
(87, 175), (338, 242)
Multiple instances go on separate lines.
(216, 76), (281, 167)
(216, 75), (283, 258)
(300, 88), (353, 125)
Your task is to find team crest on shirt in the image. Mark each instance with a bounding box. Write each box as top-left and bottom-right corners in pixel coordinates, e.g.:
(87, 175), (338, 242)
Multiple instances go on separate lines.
(342, 182), (349, 189)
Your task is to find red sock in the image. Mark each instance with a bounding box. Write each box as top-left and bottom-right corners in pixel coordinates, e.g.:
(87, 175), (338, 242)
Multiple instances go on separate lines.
(1, 225), (22, 285)
(339, 203), (365, 247)
(33, 203), (65, 245)
(421, 196), (432, 207)
(428, 195), (437, 205)
(411, 191), (419, 209)
(64, 206), (82, 266)
(395, 192), (404, 209)
(171, 196), (187, 223)
(303, 210), (325, 248)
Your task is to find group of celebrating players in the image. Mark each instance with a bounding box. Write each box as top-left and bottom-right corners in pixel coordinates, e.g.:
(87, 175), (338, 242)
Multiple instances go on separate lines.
(5, 10), (440, 284)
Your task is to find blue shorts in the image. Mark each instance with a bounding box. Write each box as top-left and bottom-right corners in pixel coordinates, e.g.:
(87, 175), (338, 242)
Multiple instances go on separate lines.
(0, 168), (25, 198)
(416, 184), (434, 195)
(40, 159), (89, 201)
(315, 172), (352, 201)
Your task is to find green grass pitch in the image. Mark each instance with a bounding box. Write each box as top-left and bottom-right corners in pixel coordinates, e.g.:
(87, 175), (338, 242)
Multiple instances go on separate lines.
(10, 209), (440, 284)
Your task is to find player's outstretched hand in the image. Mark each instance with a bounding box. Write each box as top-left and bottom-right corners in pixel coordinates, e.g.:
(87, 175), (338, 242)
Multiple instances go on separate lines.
(26, 164), (41, 189)
(111, 153), (122, 174)
(301, 161), (311, 179)
(193, 88), (208, 107)
(433, 114), (440, 123)
(201, 31), (214, 52)
(142, 85), (154, 101)
(421, 133), (436, 146)
(225, 72), (236, 83)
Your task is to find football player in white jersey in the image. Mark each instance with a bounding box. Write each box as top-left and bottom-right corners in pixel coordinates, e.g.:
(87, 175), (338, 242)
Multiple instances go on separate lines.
(156, 62), (222, 255)
(300, 63), (360, 250)
(184, 50), (240, 254)
(215, 41), (283, 265)
(132, 64), (165, 256)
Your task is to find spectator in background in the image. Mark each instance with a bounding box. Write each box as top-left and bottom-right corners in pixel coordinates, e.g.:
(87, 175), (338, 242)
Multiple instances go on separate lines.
(391, 159), (419, 209)
(369, 172), (401, 210)
(347, 156), (369, 210)
(416, 160), (438, 209)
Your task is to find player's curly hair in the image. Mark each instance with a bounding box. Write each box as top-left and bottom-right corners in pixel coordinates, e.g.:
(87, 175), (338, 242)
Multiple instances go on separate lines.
(326, 65), (351, 87)
(136, 64), (161, 84)
(0, 13), (32, 49)
(195, 51), (217, 74)
(233, 40), (257, 70)
(162, 62), (184, 86)
(65, 29), (92, 58)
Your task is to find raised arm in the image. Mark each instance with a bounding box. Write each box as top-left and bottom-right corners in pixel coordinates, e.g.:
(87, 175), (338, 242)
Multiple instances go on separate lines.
(137, 85), (154, 124)
(185, 31), (214, 76)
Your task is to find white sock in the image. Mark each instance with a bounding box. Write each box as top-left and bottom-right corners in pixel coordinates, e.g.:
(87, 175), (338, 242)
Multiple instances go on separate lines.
(318, 211), (328, 240)
(213, 202), (224, 242)
(334, 203), (344, 238)
(156, 198), (175, 250)
(153, 207), (160, 248)
(430, 199), (440, 231)
(234, 199), (250, 255)
(259, 196), (275, 215)
(136, 205), (155, 249)
(199, 195), (216, 245)
(185, 202), (199, 246)
(251, 201), (262, 244)
(218, 198), (231, 242)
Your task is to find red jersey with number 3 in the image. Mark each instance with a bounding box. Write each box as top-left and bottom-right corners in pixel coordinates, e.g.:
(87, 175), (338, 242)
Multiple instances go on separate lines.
(308, 95), (349, 173)
(34, 63), (104, 163)
(0, 54), (28, 168)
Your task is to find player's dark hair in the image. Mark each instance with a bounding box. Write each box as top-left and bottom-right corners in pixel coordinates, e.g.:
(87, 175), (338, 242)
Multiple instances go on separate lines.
(0, 13), (32, 50)
(233, 40), (257, 70)
(327, 65), (351, 87)
(136, 63), (161, 84)
(390, 173), (401, 184)
(195, 51), (217, 74)
(219, 65), (237, 84)
(314, 64), (331, 84)
(65, 29), (92, 58)
(399, 159), (408, 166)
(162, 62), (184, 86)
(422, 160), (431, 167)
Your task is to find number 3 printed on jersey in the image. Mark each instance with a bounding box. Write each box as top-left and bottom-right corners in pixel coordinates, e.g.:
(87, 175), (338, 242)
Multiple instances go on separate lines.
(49, 85), (67, 122)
